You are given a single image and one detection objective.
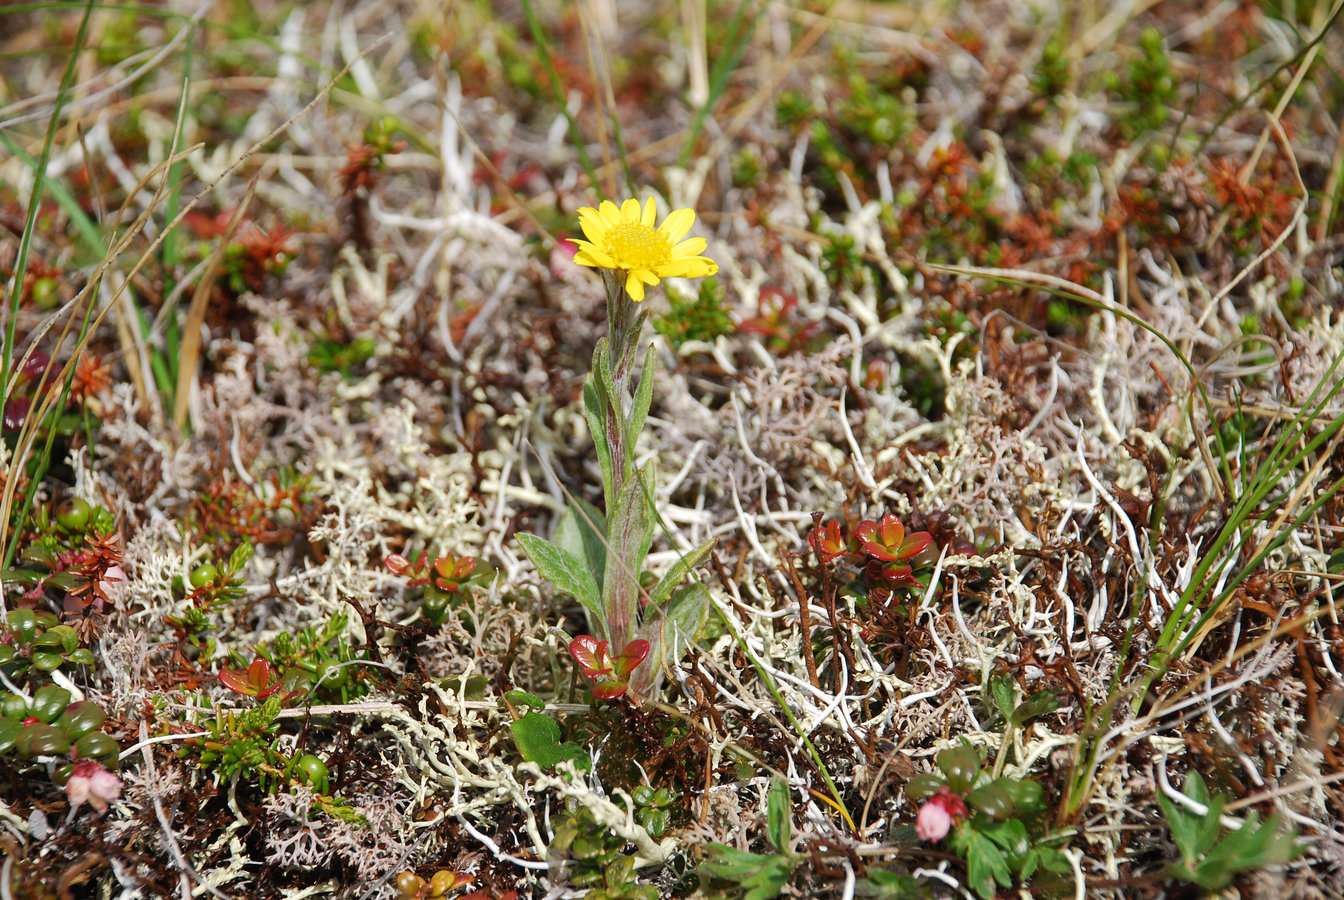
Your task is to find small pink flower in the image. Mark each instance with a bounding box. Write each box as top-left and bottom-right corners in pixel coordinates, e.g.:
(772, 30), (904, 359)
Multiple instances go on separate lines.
(67, 759), (121, 813)
(915, 797), (953, 841)
(915, 786), (967, 842)
(98, 563), (126, 598)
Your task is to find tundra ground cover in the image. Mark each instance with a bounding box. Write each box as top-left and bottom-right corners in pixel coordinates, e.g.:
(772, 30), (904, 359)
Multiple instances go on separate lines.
(1, 1), (1343, 897)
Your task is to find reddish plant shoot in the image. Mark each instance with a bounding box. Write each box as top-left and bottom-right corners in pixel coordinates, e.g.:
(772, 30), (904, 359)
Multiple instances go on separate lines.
(569, 636), (650, 700)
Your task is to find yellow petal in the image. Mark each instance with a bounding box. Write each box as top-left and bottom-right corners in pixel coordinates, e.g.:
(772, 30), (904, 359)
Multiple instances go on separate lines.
(642, 196), (657, 227)
(577, 208), (608, 244)
(625, 271), (646, 301)
(620, 198), (641, 221)
(598, 200), (624, 227)
(658, 208), (695, 243)
(669, 236), (707, 258)
(658, 257), (718, 278)
(573, 244), (616, 268)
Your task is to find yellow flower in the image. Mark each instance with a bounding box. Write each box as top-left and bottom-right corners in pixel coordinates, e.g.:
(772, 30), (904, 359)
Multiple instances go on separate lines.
(571, 197), (718, 301)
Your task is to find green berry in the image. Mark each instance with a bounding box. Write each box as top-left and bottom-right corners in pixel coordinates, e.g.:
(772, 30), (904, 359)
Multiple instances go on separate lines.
(189, 564), (218, 588)
(294, 754), (329, 793)
(56, 498), (91, 531)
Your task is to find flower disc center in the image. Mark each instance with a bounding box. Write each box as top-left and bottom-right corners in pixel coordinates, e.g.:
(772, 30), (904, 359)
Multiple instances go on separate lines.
(605, 221), (672, 269)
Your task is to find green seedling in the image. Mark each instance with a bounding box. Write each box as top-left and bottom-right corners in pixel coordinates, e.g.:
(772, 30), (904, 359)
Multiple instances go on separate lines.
(1157, 772), (1299, 892)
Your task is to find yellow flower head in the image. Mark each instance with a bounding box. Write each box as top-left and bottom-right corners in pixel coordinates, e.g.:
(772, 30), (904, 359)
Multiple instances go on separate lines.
(571, 197), (718, 301)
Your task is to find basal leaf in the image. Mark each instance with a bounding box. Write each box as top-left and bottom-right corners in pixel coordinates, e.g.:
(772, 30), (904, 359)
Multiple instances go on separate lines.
(634, 582), (710, 694)
(1010, 688), (1060, 726)
(517, 533), (602, 618)
(556, 496), (607, 592)
(990, 675), (1015, 722)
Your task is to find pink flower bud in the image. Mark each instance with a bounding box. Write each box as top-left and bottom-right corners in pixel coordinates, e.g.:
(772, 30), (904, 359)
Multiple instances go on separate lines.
(915, 797), (953, 841)
(67, 759), (121, 813)
(915, 786), (967, 842)
(98, 563), (126, 598)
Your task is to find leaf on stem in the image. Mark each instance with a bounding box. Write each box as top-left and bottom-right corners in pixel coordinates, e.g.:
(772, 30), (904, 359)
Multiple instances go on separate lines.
(518, 533), (602, 619)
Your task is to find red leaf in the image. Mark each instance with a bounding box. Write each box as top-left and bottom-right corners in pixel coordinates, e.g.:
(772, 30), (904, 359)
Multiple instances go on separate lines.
(899, 530), (934, 560)
(613, 639), (650, 678)
(569, 636), (612, 677)
(247, 658), (273, 691)
(590, 679), (629, 700)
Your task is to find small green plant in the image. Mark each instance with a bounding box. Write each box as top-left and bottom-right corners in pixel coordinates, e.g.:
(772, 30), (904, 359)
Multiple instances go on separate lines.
(506, 689), (592, 772)
(632, 783), (678, 838)
(164, 543), (254, 661)
(177, 694), (358, 820)
(654, 278), (735, 349)
(550, 798), (657, 900)
(518, 197), (720, 702)
(906, 744), (1068, 900)
(700, 777), (798, 900)
(1030, 38), (1072, 104)
(221, 611), (376, 704)
(0, 608), (96, 678)
(307, 335), (377, 378)
(0, 681), (120, 810)
(1157, 772), (1300, 892)
(1107, 27), (1176, 146)
(3, 498), (121, 624)
(385, 549), (493, 625)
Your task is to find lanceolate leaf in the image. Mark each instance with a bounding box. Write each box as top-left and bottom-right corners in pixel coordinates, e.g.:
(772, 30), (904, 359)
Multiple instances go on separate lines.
(517, 533), (602, 619)
(634, 582), (709, 694)
(584, 372), (615, 514)
(626, 344), (656, 457)
(646, 536), (716, 611)
(555, 497), (607, 593)
(766, 777), (792, 851)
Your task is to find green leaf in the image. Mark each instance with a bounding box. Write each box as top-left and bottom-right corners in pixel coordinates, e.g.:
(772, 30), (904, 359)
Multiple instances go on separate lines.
(979, 818), (1029, 869)
(701, 846), (793, 900)
(556, 497), (607, 593)
(1185, 775), (1224, 856)
(1010, 688), (1060, 726)
(645, 536), (716, 611)
(855, 869), (926, 899)
(700, 844), (769, 878)
(767, 776), (792, 851)
(635, 582), (710, 694)
(227, 542), (254, 576)
(742, 857), (793, 900)
(32, 651), (64, 671)
(518, 533), (602, 618)
(504, 689), (545, 711)
(962, 829), (1012, 899)
(584, 358), (615, 512)
(509, 711), (591, 771)
(626, 344), (656, 452)
(990, 675), (1015, 722)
